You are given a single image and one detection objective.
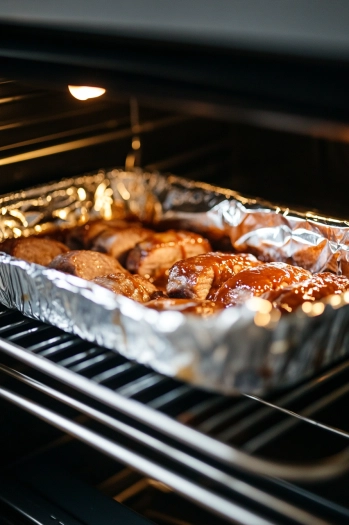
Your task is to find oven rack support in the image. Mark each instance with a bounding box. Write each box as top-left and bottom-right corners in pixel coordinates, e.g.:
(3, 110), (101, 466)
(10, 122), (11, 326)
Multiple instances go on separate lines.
(0, 363), (335, 525)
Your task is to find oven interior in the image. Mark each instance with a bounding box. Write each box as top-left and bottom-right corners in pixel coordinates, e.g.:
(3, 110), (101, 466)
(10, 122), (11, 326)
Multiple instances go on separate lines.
(1, 58), (349, 525)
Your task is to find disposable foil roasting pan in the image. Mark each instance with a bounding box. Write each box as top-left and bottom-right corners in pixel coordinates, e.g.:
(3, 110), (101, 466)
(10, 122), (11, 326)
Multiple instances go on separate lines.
(0, 168), (349, 395)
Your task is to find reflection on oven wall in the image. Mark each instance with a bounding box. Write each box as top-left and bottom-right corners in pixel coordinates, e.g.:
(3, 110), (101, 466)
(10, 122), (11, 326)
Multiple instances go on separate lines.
(1, 79), (349, 219)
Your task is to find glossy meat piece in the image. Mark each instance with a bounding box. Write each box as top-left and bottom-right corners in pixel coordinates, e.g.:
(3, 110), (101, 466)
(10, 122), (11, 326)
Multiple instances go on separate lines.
(93, 273), (158, 303)
(66, 219), (142, 249)
(0, 237), (69, 266)
(126, 230), (211, 278)
(146, 297), (224, 316)
(90, 226), (153, 263)
(213, 262), (311, 307)
(167, 252), (261, 300)
(49, 250), (125, 280)
(263, 272), (349, 313)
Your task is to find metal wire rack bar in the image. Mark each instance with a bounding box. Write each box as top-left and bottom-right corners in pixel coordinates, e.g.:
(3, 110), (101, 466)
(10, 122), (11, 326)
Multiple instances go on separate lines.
(2, 334), (349, 483)
(0, 386), (283, 525)
(0, 364), (332, 525)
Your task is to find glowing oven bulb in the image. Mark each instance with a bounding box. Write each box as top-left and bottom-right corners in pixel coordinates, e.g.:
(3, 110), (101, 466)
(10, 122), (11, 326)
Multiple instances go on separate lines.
(68, 85), (106, 101)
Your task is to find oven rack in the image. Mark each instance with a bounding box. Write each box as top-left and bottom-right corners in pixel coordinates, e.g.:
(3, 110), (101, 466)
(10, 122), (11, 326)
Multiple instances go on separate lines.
(0, 79), (233, 196)
(1, 308), (349, 524)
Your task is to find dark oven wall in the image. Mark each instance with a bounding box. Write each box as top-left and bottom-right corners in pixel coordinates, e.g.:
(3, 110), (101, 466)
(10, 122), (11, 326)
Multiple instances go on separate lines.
(1, 78), (349, 219)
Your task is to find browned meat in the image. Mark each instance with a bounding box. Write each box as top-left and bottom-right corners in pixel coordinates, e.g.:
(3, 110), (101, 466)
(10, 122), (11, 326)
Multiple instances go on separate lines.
(167, 252), (261, 300)
(146, 297), (224, 316)
(49, 250), (125, 280)
(90, 226), (153, 263)
(66, 219), (142, 249)
(263, 272), (349, 313)
(0, 237), (69, 266)
(93, 273), (158, 303)
(213, 262), (311, 307)
(126, 230), (211, 279)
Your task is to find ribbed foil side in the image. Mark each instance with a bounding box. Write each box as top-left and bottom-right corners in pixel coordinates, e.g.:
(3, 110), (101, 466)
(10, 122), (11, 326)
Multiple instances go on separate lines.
(0, 168), (349, 395)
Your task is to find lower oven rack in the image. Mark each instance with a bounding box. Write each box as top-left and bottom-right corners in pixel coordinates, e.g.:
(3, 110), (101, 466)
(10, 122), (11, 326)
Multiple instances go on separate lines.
(2, 309), (349, 524)
(2, 364), (330, 525)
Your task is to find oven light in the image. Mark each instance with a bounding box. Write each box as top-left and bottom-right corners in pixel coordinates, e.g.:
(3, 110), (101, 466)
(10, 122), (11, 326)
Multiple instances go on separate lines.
(68, 85), (106, 101)
(132, 138), (141, 150)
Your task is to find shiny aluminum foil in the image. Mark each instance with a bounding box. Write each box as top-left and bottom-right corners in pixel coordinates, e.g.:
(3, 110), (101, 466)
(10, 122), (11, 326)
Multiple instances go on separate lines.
(0, 168), (349, 395)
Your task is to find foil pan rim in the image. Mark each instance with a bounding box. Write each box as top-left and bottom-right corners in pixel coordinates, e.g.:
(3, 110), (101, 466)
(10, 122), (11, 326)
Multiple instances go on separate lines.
(0, 168), (349, 395)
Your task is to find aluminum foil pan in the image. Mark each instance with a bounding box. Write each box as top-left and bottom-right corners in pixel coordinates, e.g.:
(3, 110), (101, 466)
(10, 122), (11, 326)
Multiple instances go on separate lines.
(0, 168), (349, 395)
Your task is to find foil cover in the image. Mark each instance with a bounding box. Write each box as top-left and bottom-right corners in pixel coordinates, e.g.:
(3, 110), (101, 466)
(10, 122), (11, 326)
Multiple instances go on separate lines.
(0, 168), (349, 395)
